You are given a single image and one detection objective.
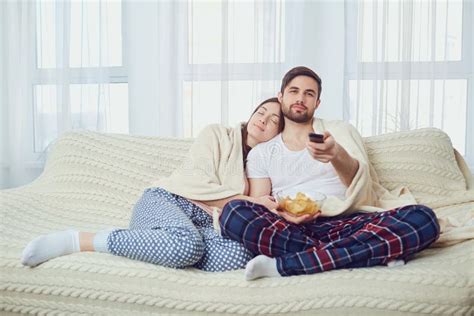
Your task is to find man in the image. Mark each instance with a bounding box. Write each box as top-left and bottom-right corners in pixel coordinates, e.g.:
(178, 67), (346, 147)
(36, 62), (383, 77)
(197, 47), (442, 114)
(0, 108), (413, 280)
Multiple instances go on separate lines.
(219, 66), (440, 280)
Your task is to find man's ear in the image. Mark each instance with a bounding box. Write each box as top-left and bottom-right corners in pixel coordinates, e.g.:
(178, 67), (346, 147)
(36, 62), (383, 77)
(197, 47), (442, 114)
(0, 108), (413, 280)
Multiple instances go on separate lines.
(277, 92), (283, 103)
(315, 99), (321, 110)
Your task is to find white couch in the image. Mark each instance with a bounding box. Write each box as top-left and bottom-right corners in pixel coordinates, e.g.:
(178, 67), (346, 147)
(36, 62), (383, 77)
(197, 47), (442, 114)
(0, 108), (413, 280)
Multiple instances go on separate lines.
(1, 128), (473, 315)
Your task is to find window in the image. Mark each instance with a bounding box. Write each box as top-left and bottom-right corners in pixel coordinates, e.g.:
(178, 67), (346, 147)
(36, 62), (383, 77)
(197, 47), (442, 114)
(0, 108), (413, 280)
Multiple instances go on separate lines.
(188, 0), (285, 64)
(347, 79), (467, 152)
(34, 0), (128, 152)
(358, 0), (463, 63)
(183, 0), (286, 137)
(183, 80), (280, 136)
(345, 0), (473, 166)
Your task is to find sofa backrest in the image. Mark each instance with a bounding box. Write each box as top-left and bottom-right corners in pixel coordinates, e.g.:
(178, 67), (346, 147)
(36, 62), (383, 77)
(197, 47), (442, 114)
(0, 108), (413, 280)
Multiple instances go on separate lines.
(36, 128), (470, 207)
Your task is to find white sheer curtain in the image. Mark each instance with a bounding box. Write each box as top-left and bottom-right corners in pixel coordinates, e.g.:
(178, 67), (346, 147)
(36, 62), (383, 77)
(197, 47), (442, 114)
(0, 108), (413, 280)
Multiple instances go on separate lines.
(1, 2), (36, 189)
(125, 0), (288, 138)
(115, 0), (345, 138)
(344, 0), (473, 169)
(1, 0), (125, 189)
(1, 0), (345, 189)
(2, 0), (346, 189)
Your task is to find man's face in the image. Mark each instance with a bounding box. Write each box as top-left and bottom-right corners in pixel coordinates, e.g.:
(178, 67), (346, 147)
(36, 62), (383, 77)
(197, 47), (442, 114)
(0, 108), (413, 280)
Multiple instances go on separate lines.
(278, 75), (320, 123)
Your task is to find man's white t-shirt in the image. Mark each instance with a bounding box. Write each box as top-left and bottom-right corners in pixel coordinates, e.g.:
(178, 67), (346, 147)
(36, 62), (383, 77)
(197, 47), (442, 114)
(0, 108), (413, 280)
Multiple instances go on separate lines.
(246, 134), (347, 199)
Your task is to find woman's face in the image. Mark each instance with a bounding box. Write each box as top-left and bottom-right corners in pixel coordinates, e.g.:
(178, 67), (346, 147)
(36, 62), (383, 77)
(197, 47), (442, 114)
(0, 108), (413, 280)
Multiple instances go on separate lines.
(247, 101), (281, 144)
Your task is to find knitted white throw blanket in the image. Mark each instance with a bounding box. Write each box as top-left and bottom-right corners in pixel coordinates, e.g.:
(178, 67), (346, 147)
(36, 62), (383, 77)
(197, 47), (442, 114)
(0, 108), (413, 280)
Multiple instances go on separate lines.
(1, 128), (473, 315)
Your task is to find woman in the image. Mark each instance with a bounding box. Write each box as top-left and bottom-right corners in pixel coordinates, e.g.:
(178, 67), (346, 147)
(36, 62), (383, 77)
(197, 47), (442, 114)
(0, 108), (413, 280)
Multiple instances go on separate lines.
(21, 98), (284, 272)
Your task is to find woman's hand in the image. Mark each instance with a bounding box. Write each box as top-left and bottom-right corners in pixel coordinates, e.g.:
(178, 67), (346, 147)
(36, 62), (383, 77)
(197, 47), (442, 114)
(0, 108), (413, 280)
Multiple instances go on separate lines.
(253, 195), (279, 212)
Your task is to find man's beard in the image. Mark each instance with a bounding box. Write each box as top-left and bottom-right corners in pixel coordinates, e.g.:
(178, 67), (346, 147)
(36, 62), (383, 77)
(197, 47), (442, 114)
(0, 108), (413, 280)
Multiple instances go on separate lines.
(282, 103), (314, 123)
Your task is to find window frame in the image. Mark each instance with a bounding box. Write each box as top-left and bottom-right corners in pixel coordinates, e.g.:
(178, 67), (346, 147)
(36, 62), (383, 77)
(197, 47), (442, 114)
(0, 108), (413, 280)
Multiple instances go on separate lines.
(344, 0), (473, 170)
(30, 0), (129, 156)
(180, 0), (287, 136)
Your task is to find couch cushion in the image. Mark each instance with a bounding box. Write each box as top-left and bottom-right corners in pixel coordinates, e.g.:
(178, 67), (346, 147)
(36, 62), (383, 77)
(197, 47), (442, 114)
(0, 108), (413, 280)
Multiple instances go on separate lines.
(364, 128), (468, 204)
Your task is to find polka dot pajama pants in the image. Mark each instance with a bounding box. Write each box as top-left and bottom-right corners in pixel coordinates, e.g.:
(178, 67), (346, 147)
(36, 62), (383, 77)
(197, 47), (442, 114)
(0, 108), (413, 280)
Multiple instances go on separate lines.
(107, 187), (254, 272)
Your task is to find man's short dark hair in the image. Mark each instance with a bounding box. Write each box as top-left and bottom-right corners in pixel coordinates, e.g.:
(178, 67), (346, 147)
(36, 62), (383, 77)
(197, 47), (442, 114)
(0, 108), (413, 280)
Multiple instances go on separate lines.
(280, 66), (322, 100)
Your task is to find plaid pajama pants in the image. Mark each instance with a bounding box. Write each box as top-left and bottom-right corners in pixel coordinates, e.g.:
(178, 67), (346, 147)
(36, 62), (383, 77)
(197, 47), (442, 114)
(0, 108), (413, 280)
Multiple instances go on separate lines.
(219, 201), (440, 276)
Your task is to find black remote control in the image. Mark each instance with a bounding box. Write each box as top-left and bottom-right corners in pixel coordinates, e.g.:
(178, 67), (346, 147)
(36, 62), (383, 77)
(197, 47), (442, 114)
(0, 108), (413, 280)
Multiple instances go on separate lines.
(309, 132), (324, 143)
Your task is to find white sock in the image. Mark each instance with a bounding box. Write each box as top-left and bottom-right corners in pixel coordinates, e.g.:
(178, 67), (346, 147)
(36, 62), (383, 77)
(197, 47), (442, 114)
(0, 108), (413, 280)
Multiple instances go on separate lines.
(21, 230), (80, 267)
(245, 255), (281, 281)
(387, 259), (405, 268)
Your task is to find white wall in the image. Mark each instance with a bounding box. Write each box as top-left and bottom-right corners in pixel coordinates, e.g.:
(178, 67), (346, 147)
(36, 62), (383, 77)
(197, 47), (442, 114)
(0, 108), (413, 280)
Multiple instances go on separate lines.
(0, 10), (7, 189)
(468, 0), (474, 174)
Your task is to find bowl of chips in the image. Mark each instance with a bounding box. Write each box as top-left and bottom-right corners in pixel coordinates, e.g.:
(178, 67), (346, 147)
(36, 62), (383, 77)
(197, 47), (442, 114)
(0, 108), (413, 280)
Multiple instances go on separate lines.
(274, 191), (326, 216)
